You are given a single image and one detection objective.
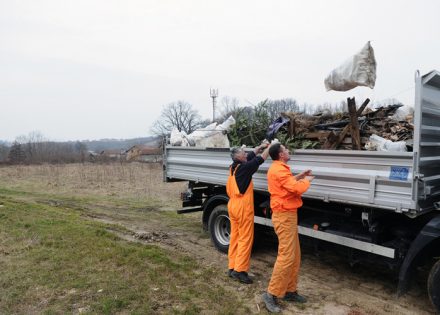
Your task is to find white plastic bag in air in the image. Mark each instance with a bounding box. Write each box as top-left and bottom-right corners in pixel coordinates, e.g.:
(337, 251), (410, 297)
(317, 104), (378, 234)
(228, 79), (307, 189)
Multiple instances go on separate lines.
(365, 134), (407, 152)
(325, 41), (377, 92)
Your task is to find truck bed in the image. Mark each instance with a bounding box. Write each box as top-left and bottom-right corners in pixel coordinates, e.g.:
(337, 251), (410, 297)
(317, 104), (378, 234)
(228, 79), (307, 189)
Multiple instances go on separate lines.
(164, 70), (440, 215)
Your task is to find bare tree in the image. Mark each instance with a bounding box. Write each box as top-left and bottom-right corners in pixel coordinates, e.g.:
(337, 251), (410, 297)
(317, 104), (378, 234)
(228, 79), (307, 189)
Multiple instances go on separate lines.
(0, 142), (9, 162)
(16, 131), (46, 163)
(8, 141), (26, 164)
(75, 141), (88, 163)
(151, 101), (202, 135)
(219, 96), (240, 118)
(10, 131), (90, 164)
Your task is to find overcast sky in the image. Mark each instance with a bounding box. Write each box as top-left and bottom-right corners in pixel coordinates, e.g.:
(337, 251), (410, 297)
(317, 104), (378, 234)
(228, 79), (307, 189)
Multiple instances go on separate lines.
(1, 0), (440, 141)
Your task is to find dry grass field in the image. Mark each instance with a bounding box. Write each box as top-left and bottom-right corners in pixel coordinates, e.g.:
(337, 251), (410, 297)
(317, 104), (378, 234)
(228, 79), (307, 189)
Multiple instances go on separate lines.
(0, 162), (436, 314)
(0, 163), (182, 205)
(0, 162), (249, 314)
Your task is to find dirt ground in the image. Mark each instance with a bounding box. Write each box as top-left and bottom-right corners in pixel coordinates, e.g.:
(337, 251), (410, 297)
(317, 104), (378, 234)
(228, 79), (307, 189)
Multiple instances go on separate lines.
(0, 163), (436, 314)
(90, 209), (436, 315)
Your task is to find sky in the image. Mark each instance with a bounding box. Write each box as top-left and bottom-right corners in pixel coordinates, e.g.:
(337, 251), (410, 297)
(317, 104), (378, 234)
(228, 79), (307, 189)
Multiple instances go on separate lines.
(1, 0), (440, 142)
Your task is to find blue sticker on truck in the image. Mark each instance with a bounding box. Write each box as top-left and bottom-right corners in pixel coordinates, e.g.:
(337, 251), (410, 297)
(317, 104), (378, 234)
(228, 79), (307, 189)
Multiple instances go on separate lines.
(389, 166), (409, 181)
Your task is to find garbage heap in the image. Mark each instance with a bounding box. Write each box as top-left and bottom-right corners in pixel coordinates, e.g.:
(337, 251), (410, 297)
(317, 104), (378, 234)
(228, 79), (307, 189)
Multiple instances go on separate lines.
(268, 100), (414, 152)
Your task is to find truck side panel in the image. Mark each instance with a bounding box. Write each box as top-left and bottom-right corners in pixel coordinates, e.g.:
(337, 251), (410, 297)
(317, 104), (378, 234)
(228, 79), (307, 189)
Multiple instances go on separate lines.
(165, 147), (416, 212)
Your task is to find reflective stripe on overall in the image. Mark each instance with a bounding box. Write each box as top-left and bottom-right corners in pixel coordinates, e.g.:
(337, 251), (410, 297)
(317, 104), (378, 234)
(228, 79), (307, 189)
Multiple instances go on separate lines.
(226, 165), (254, 272)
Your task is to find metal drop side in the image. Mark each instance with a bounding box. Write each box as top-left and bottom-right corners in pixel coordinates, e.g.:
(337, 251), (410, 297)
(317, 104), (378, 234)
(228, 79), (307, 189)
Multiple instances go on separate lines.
(414, 70), (440, 212)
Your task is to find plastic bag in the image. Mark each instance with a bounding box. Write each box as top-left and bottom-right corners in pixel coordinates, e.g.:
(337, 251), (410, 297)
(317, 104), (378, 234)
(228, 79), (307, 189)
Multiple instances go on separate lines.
(325, 41), (377, 92)
(170, 128), (183, 146)
(173, 116), (236, 148)
(194, 132), (231, 147)
(365, 134), (407, 152)
(390, 105), (414, 122)
(191, 116), (236, 147)
(170, 128), (190, 146)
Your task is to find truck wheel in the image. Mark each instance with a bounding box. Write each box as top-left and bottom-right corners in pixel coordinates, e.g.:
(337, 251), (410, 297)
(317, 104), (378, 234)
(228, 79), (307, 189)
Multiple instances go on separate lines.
(208, 204), (230, 253)
(428, 259), (440, 313)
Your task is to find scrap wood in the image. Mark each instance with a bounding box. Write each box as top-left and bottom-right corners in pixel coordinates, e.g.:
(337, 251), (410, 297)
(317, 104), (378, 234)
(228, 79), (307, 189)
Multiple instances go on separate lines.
(365, 104), (402, 119)
(323, 131), (338, 149)
(315, 117), (367, 130)
(330, 98), (370, 149)
(271, 100), (412, 151)
(304, 131), (331, 139)
(348, 97), (361, 150)
(280, 112), (318, 138)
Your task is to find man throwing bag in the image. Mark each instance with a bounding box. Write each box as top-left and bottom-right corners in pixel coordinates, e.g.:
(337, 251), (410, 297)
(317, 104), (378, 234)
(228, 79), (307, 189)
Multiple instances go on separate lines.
(227, 142), (270, 284)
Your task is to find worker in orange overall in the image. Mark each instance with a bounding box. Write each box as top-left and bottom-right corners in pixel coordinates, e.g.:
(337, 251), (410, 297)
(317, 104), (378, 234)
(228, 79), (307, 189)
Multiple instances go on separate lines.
(262, 143), (314, 313)
(227, 142), (271, 284)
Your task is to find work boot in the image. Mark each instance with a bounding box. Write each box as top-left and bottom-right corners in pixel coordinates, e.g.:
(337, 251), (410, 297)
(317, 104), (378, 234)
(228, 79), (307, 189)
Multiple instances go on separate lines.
(230, 270), (253, 284)
(262, 292), (281, 313)
(227, 269), (234, 278)
(283, 291), (307, 303)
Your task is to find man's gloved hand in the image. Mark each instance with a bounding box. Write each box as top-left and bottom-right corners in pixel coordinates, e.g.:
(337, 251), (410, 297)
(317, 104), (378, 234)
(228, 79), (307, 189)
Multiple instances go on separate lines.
(254, 140), (270, 154)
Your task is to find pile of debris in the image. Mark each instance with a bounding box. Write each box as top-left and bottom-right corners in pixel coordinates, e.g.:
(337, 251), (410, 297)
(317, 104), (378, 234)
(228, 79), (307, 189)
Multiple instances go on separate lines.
(170, 116), (236, 148)
(269, 97), (414, 151)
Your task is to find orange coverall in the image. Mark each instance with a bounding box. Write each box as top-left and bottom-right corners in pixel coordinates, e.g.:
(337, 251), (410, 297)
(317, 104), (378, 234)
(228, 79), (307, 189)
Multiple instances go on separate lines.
(267, 160), (310, 297)
(226, 165), (255, 273)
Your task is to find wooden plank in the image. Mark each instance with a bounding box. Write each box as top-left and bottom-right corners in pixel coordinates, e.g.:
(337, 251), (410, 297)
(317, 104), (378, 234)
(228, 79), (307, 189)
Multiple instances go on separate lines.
(323, 131), (338, 149)
(304, 131), (331, 139)
(330, 98), (370, 150)
(357, 98), (371, 116)
(330, 125), (351, 149)
(348, 97), (361, 150)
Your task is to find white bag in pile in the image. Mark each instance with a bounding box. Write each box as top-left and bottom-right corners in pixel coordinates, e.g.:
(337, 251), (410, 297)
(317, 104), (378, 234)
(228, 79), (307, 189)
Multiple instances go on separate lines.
(187, 122), (217, 142)
(216, 115), (236, 131)
(171, 116), (236, 148)
(195, 131), (231, 147)
(365, 134), (407, 152)
(170, 128), (190, 146)
(390, 105), (414, 122)
(325, 41), (377, 92)
(190, 116), (236, 147)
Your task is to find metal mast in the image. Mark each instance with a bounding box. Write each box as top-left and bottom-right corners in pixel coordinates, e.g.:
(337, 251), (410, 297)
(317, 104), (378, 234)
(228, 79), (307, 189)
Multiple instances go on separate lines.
(210, 88), (218, 121)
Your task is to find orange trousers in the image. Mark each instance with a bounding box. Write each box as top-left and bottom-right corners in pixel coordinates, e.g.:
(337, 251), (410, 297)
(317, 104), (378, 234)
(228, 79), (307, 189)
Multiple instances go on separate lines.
(227, 197), (254, 272)
(268, 211), (301, 297)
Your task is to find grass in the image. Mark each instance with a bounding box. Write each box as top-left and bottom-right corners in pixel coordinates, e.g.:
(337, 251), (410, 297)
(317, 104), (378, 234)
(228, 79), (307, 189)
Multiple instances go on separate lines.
(0, 163), (250, 314)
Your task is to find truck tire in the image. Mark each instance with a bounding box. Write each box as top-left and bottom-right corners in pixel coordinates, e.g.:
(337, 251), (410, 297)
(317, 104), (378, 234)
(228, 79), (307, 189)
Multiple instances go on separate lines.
(428, 259), (440, 313)
(208, 204), (230, 253)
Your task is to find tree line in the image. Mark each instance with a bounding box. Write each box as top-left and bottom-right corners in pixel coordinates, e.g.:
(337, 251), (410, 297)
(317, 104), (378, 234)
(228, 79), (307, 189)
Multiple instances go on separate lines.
(0, 132), (88, 165)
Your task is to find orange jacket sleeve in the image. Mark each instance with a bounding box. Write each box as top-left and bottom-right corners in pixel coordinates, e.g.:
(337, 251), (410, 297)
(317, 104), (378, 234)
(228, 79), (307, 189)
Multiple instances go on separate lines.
(278, 167), (310, 195)
(268, 161), (312, 211)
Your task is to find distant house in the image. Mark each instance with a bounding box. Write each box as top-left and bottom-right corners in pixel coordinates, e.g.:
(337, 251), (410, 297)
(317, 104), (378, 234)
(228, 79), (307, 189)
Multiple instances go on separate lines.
(125, 145), (162, 162)
(99, 149), (125, 161)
